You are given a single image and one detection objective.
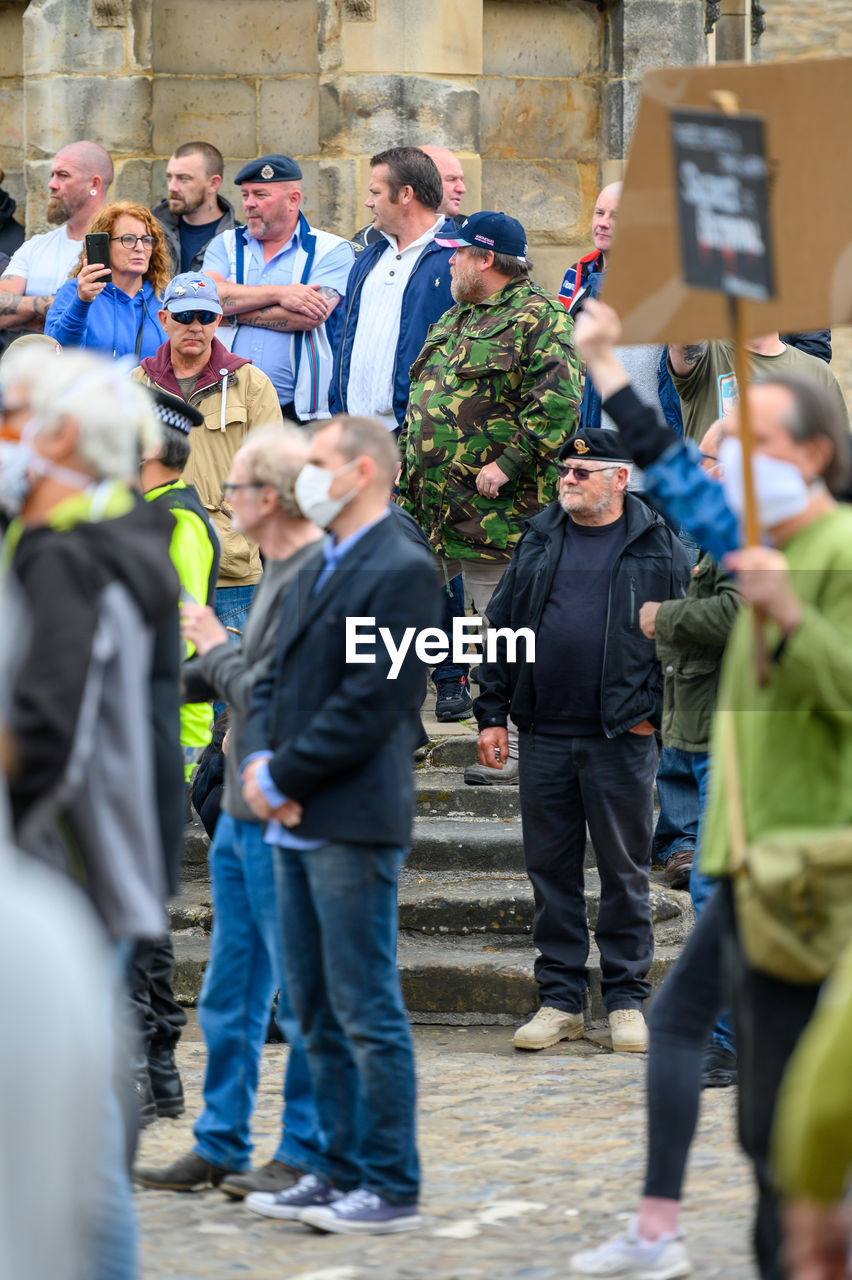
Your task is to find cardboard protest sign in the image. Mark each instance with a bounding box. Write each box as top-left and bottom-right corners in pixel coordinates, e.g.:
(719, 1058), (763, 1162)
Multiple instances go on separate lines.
(670, 108), (774, 302)
(603, 58), (852, 344)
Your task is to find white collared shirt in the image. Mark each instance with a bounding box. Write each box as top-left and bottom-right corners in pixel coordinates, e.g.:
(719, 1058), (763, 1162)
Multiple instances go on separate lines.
(347, 217), (443, 431)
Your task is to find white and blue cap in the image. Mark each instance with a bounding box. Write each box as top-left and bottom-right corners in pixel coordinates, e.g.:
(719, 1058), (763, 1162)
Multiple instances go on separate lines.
(162, 272), (223, 316)
(436, 211), (528, 262)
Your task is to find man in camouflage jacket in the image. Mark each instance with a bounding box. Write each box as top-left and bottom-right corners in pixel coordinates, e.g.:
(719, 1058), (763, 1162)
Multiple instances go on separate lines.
(399, 211), (581, 784)
(399, 212), (581, 572)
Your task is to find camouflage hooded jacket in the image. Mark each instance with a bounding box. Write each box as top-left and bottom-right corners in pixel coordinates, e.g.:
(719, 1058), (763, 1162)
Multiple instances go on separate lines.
(398, 278), (581, 563)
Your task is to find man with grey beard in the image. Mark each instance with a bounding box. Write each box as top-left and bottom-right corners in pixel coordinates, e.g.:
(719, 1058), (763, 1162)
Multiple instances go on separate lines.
(472, 427), (691, 1055)
(0, 141), (112, 336)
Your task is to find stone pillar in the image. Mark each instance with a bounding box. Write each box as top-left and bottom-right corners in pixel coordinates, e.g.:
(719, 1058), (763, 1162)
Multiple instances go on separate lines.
(318, 0), (483, 238)
(22, 0), (154, 235)
(603, 0), (708, 172)
(708, 0), (754, 62)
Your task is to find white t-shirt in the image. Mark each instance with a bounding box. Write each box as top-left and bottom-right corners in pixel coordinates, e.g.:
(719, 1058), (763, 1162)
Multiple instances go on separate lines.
(347, 218), (443, 431)
(1, 225), (83, 295)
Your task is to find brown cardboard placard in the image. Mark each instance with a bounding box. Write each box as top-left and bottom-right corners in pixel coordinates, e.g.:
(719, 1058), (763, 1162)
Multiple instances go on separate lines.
(603, 57), (852, 344)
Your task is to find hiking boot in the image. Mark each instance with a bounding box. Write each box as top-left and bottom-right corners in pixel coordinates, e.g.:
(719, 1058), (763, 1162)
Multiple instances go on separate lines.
(570, 1220), (692, 1277)
(147, 1045), (184, 1119)
(134, 1150), (227, 1191)
(220, 1159), (301, 1200)
(664, 848), (694, 890)
(246, 1173), (342, 1221)
(464, 755), (519, 785)
(301, 1187), (421, 1235)
(514, 1006), (584, 1050)
(434, 675), (473, 722)
(132, 1055), (157, 1129)
(701, 1042), (737, 1089)
(609, 1009), (648, 1053)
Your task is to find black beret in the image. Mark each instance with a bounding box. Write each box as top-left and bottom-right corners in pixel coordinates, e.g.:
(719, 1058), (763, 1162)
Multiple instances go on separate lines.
(558, 427), (630, 463)
(234, 154), (302, 185)
(148, 387), (204, 435)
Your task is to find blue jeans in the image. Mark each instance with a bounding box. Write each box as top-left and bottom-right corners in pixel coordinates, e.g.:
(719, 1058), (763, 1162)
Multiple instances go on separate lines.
(273, 841), (419, 1203)
(432, 572), (467, 685)
(686, 751), (735, 1056)
(654, 745), (701, 864)
(193, 813), (320, 1171)
(213, 584), (256, 642)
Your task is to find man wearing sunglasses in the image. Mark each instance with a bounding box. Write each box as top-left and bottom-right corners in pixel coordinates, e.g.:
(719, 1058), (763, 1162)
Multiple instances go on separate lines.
(473, 427), (691, 1054)
(132, 271), (281, 639)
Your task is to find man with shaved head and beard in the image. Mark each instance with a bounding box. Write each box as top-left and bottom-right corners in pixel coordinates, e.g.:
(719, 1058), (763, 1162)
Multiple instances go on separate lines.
(0, 140), (113, 337)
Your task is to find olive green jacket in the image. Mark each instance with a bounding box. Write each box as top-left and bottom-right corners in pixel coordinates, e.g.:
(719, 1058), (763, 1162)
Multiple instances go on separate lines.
(655, 553), (740, 752)
(398, 278), (581, 563)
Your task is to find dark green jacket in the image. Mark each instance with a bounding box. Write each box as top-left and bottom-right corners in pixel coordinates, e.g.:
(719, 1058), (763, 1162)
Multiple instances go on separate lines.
(655, 553), (740, 752)
(399, 277), (581, 563)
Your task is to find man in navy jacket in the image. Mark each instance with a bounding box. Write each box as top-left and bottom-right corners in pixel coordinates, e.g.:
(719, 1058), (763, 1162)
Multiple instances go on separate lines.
(239, 414), (442, 1235)
(328, 147), (455, 435)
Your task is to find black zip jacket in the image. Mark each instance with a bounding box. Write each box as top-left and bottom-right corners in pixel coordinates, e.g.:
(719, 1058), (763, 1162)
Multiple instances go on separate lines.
(473, 491), (692, 738)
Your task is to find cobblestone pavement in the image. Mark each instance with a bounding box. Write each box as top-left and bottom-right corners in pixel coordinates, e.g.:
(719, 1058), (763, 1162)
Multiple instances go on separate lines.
(137, 1015), (756, 1279)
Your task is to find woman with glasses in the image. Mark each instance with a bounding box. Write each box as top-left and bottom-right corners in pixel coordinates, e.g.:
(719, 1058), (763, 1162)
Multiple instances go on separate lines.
(46, 202), (169, 359)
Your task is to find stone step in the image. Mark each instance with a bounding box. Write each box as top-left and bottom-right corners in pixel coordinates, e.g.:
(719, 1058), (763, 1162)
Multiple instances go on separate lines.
(168, 870), (692, 945)
(415, 767), (520, 818)
(170, 928), (684, 1024)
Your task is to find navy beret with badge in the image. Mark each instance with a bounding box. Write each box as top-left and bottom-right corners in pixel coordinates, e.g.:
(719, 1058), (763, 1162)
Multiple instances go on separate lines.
(557, 427), (629, 463)
(234, 154), (303, 185)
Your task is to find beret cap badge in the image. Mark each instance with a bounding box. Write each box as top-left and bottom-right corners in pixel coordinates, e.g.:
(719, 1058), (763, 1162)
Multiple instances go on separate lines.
(261, 164), (275, 179)
(574, 438), (590, 454)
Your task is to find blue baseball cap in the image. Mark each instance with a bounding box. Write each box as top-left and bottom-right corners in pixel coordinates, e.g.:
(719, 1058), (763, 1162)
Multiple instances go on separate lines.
(162, 272), (223, 316)
(436, 210), (528, 261)
(235, 154), (302, 184)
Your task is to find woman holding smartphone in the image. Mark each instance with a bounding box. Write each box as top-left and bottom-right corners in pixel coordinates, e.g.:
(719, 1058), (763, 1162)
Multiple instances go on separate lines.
(46, 201), (169, 360)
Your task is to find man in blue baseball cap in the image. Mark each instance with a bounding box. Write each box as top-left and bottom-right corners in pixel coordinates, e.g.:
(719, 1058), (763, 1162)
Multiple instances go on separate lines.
(202, 154), (353, 425)
(399, 210), (582, 775)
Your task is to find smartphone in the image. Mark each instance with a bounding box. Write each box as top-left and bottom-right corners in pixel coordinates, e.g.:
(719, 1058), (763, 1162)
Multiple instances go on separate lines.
(85, 232), (111, 282)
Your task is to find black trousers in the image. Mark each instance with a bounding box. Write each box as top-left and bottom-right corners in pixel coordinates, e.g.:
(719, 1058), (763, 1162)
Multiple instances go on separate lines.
(644, 885), (725, 1199)
(128, 934), (187, 1053)
(719, 883), (822, 1280)
(518, 729), (657, 1013)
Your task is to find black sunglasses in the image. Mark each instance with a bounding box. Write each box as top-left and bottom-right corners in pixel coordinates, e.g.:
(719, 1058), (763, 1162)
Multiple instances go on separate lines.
(556, 462), (623, 481)
(169, 310), (219, 326)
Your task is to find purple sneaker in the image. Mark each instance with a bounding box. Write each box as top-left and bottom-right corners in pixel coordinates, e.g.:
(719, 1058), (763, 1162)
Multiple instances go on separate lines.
(301, 1187), (421, 1234)
(245, 1173), (342, 1221)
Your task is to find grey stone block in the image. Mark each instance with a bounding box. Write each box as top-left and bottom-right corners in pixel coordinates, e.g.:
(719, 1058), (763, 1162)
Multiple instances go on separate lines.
(25, 76), (153, 156)
(320, 76), (479, 155)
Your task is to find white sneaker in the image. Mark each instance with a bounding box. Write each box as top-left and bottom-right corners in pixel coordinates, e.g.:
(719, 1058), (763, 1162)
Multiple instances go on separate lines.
(609, 1008), (648, 1053)
(570, 1223), (692, 1277)
(245, 1173), (341, 1220)
(513, 1006), (584, 1050)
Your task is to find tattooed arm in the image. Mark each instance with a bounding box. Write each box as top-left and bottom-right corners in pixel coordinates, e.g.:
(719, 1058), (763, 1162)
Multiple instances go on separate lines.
(0, 277), (54, 332)
(235, 287), (341, 333)
(668, 341), (708, 377)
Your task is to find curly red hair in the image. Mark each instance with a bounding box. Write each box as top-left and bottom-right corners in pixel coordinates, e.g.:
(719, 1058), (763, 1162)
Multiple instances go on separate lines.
(70, 201), (171, 297)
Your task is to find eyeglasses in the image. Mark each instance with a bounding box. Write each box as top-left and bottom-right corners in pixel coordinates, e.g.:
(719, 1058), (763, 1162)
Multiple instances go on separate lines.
(169, 310), (219, 326)
(556, 462), (623, 481)
(111, 234), (156, 249)
(221, 481), (265, 497)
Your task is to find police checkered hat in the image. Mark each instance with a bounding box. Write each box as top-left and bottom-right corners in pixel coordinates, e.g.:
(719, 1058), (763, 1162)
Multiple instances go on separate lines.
(147, 387), (204, 435)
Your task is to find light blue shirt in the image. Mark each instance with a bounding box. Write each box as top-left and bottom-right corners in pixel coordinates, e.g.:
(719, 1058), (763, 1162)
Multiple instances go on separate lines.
(243, 507), (392, 849)
(202, 223), (353, 403)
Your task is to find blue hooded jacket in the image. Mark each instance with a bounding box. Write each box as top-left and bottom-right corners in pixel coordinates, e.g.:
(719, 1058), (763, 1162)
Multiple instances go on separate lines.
(45, 278), (166, 360)
(329, 220), (456, 428)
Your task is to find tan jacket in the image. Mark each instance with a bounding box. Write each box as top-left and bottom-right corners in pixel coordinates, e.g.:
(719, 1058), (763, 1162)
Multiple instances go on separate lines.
(132, 350), (282, 587)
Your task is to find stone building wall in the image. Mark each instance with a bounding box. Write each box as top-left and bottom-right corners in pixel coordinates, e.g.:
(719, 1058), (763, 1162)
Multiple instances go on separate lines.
(0, 2), (25, 214)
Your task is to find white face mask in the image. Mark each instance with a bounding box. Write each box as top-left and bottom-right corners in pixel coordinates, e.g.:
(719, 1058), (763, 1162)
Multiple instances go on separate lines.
(719, 436), (815, 529)
(294, 461), (359, 529)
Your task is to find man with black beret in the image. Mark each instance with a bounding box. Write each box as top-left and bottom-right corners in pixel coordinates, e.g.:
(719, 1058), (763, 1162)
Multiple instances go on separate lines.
(472, 427), (691, 1053)
(202, 153), (353, 424)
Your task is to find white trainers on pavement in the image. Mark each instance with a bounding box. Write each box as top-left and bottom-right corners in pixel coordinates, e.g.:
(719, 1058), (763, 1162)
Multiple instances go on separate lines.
(513, 1006), (584, 1050)
(569, 1222), (692, 1277)
(609, 1008), (648, 1053)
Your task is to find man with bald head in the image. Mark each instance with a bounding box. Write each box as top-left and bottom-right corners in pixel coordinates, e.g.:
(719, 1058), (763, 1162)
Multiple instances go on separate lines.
(0, 141), (113, 336)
